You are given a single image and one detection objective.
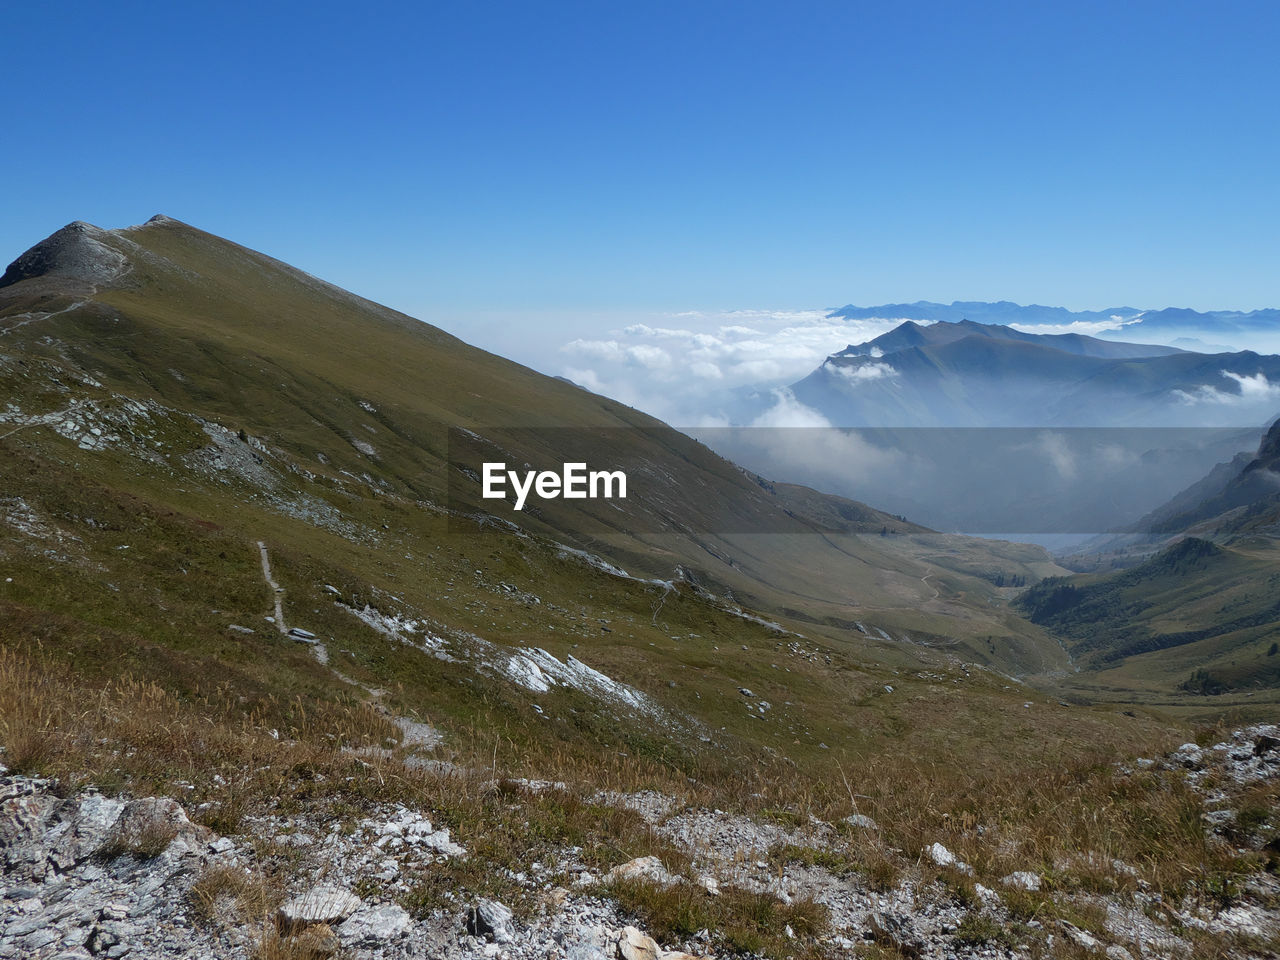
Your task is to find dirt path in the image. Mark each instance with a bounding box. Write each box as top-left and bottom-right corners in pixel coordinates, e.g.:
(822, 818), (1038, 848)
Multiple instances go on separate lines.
(920, 570), (939, 600)
(257, 540), (288, 635)
(0, 300), (89, 337)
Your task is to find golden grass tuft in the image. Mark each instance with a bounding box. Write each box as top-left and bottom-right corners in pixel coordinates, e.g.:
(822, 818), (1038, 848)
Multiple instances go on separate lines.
(190, 864), (277, 922)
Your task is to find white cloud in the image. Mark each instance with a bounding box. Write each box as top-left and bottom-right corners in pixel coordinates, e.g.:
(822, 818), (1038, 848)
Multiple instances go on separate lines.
(1230, 371), (1280, 400)
(625, 344), (672, 369)
(826, 360), (898, 384)
(750, 388), (833, 428)
(1007, 317), (1145, 337)
(555, 308), (909, 425)
(1172, 370), (1280, 406)
(691, 388), (907, 485)
(563, 339), (673, 373)
(1036, 431), (1077, 480)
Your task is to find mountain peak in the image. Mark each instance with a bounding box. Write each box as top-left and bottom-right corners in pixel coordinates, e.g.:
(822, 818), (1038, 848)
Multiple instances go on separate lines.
(0, 219), (128, 289)
(1243, 417), (1280, 474)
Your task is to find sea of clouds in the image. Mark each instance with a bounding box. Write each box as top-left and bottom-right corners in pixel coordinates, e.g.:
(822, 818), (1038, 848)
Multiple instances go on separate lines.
(557, 308), (906, 426)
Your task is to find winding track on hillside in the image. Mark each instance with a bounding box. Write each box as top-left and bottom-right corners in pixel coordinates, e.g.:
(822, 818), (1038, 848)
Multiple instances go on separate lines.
(257, 540), (289, 635)
(0, 299), (89, 337)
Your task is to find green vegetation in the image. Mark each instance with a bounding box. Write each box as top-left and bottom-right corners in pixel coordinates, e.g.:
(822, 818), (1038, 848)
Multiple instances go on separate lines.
(1018, 536), (1280, 705)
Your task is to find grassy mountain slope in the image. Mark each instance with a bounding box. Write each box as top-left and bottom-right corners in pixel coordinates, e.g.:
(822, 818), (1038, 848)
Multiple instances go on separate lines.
(0, 217), (1068, 670)
(1015, 414), (1280, 709)
(4, 219), (1277, 959)
(0, 214), (1093, 776)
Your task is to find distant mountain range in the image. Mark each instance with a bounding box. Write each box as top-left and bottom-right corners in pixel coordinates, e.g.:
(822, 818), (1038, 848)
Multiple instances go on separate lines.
(828, 300), (1280, 340)
(703, 318), (1280, 536)
(790, 318), (1280, 428)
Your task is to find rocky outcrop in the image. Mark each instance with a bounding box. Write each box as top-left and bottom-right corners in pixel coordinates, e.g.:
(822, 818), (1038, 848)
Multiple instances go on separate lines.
(4, 737), (1280, 959)
(0, 222), (128, 290)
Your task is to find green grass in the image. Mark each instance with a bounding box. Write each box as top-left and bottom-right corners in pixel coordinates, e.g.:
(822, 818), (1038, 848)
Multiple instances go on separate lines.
(1020, 535), (1280, 701)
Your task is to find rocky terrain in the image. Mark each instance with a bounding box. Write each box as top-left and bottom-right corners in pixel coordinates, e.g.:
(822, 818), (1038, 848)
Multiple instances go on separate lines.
(4, 727), (1280, 960)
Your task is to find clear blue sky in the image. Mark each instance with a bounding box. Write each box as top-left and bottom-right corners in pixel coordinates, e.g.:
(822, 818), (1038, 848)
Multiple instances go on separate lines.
(3, 0), (1278, 323)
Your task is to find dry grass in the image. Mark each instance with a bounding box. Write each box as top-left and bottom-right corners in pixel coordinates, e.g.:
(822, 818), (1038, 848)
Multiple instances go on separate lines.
(0, 645), (401, 820)
(0, 637), (1257, 905)
(0, 633), (1272, 959)
(254, 924), (342, 960)
(191, 865), (346, 959)
(95, 816), (179, 861)
(190, 864), (278, 922)
(602, 876), (829, 960)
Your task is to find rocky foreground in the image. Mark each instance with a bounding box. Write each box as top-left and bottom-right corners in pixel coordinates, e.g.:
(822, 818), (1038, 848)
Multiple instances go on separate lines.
(3, 728), (1280, 960)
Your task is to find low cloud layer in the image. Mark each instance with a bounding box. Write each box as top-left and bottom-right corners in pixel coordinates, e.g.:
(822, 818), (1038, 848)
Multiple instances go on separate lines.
(1007, 316), (1144, 337)
(558, 309), (904, 425)
(826, 359), (899, 384)
(1173, 371), (1280, 406)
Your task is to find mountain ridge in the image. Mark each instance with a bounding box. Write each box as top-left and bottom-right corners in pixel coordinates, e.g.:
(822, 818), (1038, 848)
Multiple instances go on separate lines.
(833, 317), (1184, 361)
(828, 299), (1280, 332)
(790, 318), (1280, 428)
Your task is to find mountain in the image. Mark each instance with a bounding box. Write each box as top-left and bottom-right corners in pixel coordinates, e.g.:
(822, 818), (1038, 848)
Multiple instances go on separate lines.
(3, 218), (1278, 959)
(712, 320), (1279, 534)
(0, 215), (1088, 773)
(1133, 417), (1280, 535)
(833, 317), (1184, 361)
(1017, 534), (1280, 698)
(828, 300), (1143, 327)
(1060, 415), (1280, 566)
(828, 299), (1280, 346)
(793, 319), (1280, 428)
(0, 217), (1070, 663)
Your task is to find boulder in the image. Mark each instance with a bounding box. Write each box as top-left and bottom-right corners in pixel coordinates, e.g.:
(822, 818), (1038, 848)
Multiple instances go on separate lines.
(1060, 921), (1101, 950)
(278, 885), (363, 931)
(927, 842), (957, 867)
(1001, 870), (1041, 891)
(605, 855), (679, 887)
(926, 842), (973, 874)
(338, 903), (412, 944)
(1172, 743), (1204, 769)
(617, 926), (659, 960)
(466, 898), (514, 943)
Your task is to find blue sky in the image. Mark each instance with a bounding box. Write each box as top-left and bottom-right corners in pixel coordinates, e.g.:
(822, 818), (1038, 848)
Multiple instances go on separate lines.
(3, 1), (1277, 353)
